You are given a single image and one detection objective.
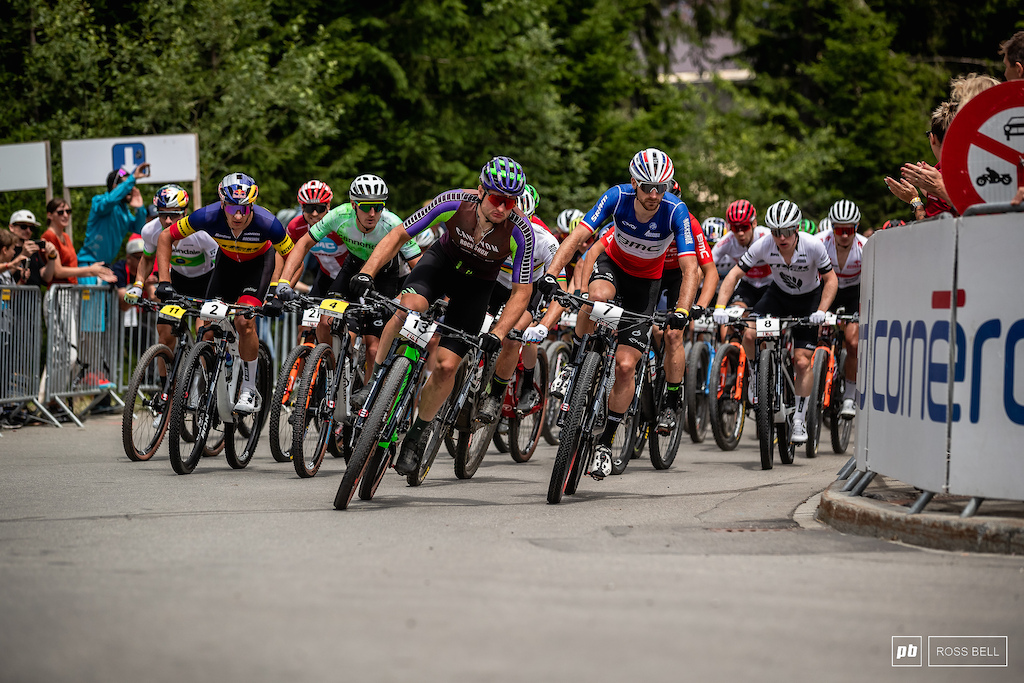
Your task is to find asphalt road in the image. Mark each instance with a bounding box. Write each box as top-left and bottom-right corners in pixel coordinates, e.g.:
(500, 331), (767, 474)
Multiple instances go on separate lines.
(1, 414), (1021, 683)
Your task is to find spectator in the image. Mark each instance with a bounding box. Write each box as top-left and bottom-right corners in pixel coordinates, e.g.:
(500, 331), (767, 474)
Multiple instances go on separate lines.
(5, 210), (56, 286)
(77, 162), (151, 275)
(1000, 30), (1024, 81)
(0, 228), (18, 285)
(884, 101), (956, 221)
(949, 73), (1000, 109)
(41, 198), (116, 285)
(111, 234), (150, 312)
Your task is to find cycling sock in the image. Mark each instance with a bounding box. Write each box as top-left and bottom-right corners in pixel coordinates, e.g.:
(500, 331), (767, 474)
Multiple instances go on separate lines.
(571, 333), (583, 358)
(843, 380), (856, 401)
(406, 416), (430, 443)
(666, 382), (681, 410)
(490, 375), (511, 397)
(521, 367), (535, 391)
(795, 395), (808, 421)
(241, 359), (258, 391)
(599, 410), (624, 446)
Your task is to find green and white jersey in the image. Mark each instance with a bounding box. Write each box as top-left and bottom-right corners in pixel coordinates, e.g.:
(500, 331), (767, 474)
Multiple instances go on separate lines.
(309, 204), (421, 263)
(141, 217), (218, 278)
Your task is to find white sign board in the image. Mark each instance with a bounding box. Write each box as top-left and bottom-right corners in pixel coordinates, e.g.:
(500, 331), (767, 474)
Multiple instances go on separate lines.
(948, 213), (1024, 499)
(0, 141), (50, 192)
(857, 218), (955, 493)
(61, 134), (199, 187)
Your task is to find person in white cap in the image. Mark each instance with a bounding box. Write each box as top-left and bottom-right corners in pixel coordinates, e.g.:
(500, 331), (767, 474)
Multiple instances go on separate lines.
(6, 210), (57, 286)
(112, 233), (149, 312)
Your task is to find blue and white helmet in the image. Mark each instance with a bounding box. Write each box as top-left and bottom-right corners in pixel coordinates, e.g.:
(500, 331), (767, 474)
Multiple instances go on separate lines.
(217, 172), (259, 205)
(701, 216), (726, 242)
(479, 156), (527, 196)
(628, 148), (674, 184)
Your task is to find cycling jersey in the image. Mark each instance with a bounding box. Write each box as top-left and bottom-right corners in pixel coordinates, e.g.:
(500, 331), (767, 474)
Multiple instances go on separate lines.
(287, 214), (345, 278)
(738, 233), (832, 296)
(140, 217), (218, 279)
(817, 228), (867, 289)
(170, 204), (293, 262)
(497, 221), (563, 289)
(712, 227), (773, 286)
(309, 203), (420, 265)
(403, 189), (534, 283)
(580, 184), (695, 279)
(660, 211), (712, 271)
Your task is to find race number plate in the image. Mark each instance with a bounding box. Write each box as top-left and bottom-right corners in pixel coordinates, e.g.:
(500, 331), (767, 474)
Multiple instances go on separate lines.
(589, 301), (624, 328)
(755, 316), (780, 339)
(399, 311), (437, 347)
(319, 299), (349, 320)
(692, 315), (715, 332)
(158, 304), (186, 321)
(724, 306), (746, 322)
(480, 313), (494, 334)
(199, 300), (230, 321)
(559, 312), (578, 328)
(301, 306), (321, 326)
(823, 312), (838, 326)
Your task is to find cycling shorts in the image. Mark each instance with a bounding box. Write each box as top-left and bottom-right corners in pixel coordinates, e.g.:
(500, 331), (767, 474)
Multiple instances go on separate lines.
(658, 268), (682, 311)
(206, 249), (275, 307)
(487, 282), (545, 321)
(829, 285), (860, 316)
(170, 269), (213, 301)
(400, 243), (495, 357)
(589, 252), (659, 353)
(752, 282), (822, 351)
(307, 270), (335, 299)
(731, 279), (768, 308)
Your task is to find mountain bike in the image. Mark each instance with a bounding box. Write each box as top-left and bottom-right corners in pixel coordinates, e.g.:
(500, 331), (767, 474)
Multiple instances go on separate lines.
(708, 307), (750, 451)
(808, 310), (858, 456)
(121, 297), (198, 461)
(545, 291), (658, 503)
(683, 311), (717, 443)
(166, 298), (272, 474)
(637, 328), (684, 470)
(267, 301), (321, 463)
(752, 314), (811, 470)
(289, 295), (368, 478)
(540, 310), (575, 446)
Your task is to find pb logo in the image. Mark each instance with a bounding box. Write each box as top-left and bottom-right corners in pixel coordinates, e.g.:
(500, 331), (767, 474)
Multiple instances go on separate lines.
(892, 636), (923, 667)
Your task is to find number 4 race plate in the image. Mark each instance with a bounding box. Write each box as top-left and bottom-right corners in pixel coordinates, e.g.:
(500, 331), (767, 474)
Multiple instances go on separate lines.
(319, 299), (349, 319)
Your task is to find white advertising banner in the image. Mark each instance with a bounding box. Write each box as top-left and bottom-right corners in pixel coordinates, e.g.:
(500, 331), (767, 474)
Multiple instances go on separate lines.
(0, 141), (50, 192)
(948, 213), (1024, 499)
(61, 134), (199, 187)
(856, 217), (956, 493)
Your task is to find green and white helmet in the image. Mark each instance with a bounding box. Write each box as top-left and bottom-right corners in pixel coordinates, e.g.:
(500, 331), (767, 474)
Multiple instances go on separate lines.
(516, 184), (540, 217)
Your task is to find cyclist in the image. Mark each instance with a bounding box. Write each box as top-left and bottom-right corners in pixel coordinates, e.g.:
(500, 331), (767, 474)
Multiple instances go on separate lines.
(712, 199), (837, 444)
(278, 175), (421, 381)
(126, 184), (218, 363)
(798, 218), (817, 235)
(349, 156), (535, 477)
(539, 148), (699, 479)
(156, 172), (294, 413)
(817, 199), (866, 418)
(478, 183), (566, 420)
(283, 180), (342, 298)
(702, 216), (726, 246)
(554, 209), (583, 244)
(710, 200), (772, 316)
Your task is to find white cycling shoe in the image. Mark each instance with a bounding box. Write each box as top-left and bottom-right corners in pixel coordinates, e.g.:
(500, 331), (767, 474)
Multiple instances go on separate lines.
(234, 388), (262, 415)
(589, 444), (612, 480)
(840, 398), (856, 418)
(790, 418), (808, 444)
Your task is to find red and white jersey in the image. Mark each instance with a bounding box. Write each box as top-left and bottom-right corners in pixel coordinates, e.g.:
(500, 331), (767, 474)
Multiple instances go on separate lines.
(663, 211), (713, 271)
(739, 233), (832, 296)
(287, 214), (346, 278)
(711, 227), (772, 286)
(817, 228), (867, 289)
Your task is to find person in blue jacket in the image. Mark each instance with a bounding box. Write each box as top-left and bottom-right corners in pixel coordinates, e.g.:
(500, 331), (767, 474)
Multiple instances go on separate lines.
(77, 162), (151, 273)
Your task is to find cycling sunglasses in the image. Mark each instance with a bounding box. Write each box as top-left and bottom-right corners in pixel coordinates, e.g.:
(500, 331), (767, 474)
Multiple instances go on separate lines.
(729, 221), (753, 233)
(222, 202), (252, 217)
(158, 210), (185, 220)
(770, 227), (797, 238)
(833, 225), (857, 236)
(637, 181), (671, 194)
(303, 202), (329, 214)
(354, 201), (385, 214)
(485, 193), (516, 209)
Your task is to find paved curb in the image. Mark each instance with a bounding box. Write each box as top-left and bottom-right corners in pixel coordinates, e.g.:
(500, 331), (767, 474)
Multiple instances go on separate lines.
(817, 481), (1024, 555)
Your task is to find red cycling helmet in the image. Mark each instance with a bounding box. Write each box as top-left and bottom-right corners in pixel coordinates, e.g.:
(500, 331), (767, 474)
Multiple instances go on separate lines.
(297, 179), (333, 205)
(879, 218), (906, 231)
(726, 199), (756, 226)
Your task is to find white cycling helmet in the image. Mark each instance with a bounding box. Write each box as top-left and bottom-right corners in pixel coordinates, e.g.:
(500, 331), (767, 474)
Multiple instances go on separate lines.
(764, 199), (802, 231)
(828, 198), (861, 225)
(701, 216), (726, 242)
(556, 208), (584, 235)
(628, 148), (674, 184)
(349, 174), (389, 201)
(818, 217), (833, 234)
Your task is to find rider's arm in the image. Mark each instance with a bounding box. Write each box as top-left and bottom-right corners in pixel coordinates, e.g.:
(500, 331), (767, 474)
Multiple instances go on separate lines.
(695, 257), (719, 309)
(156, 228), (177, 282)
(360, 226), (412, 279)
(715, 265), (745, 308)
(671, 205), (700, 314)
(818, 269), (838, 313)
(281, 232), (316, 284)
(576, 235), (608, 296)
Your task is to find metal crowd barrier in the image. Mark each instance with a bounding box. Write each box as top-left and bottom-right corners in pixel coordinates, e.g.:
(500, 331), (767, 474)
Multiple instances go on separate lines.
(43, 285), (125, 427)
(118, 301), (160, 396)
(0, 286), (62, 427)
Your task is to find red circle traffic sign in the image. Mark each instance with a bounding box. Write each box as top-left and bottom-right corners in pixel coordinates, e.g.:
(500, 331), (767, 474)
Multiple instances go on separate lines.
(942, 80), (1024, 214)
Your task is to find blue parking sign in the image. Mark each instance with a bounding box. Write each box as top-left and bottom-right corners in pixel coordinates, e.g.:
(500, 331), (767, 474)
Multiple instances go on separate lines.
(112, 142), (146, 172)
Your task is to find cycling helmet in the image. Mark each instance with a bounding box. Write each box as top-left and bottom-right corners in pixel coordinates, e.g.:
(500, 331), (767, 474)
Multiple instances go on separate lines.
(479, 156), (527, 197)
(828, 198), (861, 225)
(349, 174), (388, 201)
(764, 199), (802, 230)
(798, 218), (817, 235)
(879, 218), (906, 231)
(297, 179), (333, 205)
(628, 148), (674, 184)
(818, 217), (833, 233)
(556, 208), (584, 235)
(701, 217), (726, 242)
(154, 184), (189, 210)
(217, 172), (259, 205)
(670, 179), (681, 196)
(517, 184), (539, 217)
(726, 199), (756, 226)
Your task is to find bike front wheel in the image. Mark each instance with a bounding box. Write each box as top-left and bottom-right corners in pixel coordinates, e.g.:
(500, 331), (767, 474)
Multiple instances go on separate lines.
(548, 351), (600, 503)
(708, 343), (746, 451)
(122, 343), (174, 461)
(291, 343), (335, 478)
(830, 347), (854, 453)
(541, 341), (570, 445)
(168, 341), (219, 474)
(224, 343), (272, 469)
(805, 348), (829, 459)
(509, 352), (548, 463)
(755, 350), (775, 470)
(684, 342), (711, 443)
(269, 343), (312, 463)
